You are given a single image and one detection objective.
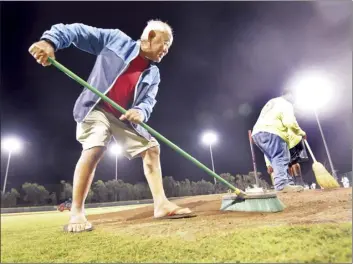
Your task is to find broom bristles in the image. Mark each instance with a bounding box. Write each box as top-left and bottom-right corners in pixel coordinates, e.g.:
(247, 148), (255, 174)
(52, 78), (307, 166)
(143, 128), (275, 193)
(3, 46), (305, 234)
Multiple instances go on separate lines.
(312, 162), (340, 189)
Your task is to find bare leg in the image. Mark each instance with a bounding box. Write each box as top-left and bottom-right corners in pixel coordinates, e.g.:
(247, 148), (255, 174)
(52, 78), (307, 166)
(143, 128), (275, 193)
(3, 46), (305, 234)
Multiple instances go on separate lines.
(67, 147), (105, 232)
(293, 163), (301, 177)
(292, 163), (304, 186)
(140, 146), (192, 218)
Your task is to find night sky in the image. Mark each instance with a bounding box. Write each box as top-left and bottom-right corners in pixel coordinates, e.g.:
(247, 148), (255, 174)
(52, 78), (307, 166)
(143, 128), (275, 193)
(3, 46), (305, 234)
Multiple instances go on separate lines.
(1, 1), (352, 191)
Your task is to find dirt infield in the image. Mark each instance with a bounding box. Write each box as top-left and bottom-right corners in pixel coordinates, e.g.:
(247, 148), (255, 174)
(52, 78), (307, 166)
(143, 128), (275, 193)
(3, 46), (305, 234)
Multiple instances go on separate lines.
(88, 188), (352, 236)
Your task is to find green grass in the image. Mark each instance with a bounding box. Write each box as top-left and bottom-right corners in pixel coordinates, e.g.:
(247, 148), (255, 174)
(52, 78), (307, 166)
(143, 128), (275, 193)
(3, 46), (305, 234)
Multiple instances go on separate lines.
(1, 206), (352, 263)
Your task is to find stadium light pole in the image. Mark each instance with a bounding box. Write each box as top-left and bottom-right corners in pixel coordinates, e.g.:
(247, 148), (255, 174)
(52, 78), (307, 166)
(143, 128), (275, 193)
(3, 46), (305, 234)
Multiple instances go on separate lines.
(109, 143), (122, 181)
(291, 71), (337, 179)
(201, 131), (218, 184)
(2, 137), (23, 193)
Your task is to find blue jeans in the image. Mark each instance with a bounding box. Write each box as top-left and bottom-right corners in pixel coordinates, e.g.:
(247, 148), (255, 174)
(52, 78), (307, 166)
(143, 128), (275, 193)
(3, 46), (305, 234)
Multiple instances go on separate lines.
(252, 132), (294, 190)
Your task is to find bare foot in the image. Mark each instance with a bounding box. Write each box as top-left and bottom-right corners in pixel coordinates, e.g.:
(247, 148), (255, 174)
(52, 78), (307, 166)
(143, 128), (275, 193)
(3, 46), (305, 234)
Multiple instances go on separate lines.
(63, 214), (94, 233)
(154, 202), (192, 218)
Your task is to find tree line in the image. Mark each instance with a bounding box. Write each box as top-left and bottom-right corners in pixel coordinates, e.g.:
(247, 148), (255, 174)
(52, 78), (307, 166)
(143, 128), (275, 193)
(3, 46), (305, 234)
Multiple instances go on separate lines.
(1, 172), (270, 208)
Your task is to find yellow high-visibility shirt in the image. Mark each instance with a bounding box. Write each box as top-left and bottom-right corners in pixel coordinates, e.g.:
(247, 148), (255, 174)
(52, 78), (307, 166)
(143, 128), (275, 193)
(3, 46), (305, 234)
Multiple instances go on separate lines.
(252, 97), (306, 145)
(287, 129), (302, 149)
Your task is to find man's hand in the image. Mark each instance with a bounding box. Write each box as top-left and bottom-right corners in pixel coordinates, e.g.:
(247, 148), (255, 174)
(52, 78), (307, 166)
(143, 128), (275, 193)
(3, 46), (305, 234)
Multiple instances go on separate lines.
(28, 40), (55, 66)
(119, 109), (144, 124)
(303, 134), (307, 140)
(267, 166), (274, 175)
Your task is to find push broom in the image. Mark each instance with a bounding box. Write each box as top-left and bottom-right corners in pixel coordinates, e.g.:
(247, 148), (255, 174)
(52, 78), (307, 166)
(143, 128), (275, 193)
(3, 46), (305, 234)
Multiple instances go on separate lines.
(46, 57), (285, 213)
(220, 130), (285, 213)
(304, 140), (340, 189)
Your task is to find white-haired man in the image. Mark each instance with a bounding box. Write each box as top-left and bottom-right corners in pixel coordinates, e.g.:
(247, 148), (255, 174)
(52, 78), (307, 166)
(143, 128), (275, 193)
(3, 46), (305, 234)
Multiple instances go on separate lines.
(28, 20), (193, 233)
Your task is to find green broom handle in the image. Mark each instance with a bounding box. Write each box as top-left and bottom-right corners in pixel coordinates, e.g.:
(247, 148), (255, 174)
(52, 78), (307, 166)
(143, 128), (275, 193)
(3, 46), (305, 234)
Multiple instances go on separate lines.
(47, 57), (242, 194)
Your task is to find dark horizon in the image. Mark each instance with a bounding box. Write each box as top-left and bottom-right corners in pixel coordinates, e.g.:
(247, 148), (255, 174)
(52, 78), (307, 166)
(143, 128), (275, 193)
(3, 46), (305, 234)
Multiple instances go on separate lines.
(1, 1), (352, 191)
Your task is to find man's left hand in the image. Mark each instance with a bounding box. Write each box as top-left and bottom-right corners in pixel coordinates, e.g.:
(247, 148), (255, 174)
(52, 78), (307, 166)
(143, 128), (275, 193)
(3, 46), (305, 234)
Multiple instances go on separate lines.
(119, 109), (144, 124)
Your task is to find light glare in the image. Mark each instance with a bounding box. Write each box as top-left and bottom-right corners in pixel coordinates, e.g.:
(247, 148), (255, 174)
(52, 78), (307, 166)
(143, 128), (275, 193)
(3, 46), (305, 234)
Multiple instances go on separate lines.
(109, 143), (122, 156)
(201, 131), (218, 145)
(2, 137), (22, 153)
(286, 69), (335, 111)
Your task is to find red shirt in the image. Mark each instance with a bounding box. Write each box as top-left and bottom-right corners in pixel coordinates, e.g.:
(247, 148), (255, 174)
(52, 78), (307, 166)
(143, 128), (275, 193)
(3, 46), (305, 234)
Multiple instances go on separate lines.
(100, 55), (149, 118)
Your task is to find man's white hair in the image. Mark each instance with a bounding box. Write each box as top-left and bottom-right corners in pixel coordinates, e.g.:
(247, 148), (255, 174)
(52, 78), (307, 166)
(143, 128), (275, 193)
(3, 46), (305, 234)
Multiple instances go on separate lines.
(141, 19), (173, 44)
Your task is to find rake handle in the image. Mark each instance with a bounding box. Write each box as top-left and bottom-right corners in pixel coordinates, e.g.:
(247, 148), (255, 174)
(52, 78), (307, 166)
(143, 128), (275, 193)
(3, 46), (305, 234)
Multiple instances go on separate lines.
(303, 139), (317, 163)
(248, 130), (259, 186)
(47, 57), (243, 195)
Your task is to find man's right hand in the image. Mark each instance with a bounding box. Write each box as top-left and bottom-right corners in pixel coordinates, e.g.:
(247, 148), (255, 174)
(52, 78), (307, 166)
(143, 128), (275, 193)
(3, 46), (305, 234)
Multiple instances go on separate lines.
(28, 40), (55, 66)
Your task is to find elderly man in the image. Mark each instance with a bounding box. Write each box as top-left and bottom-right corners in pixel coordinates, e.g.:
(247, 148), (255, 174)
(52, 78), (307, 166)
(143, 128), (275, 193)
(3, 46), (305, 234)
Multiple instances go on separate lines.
(29, 20), (193, 233)
(251, 89), (306, 193)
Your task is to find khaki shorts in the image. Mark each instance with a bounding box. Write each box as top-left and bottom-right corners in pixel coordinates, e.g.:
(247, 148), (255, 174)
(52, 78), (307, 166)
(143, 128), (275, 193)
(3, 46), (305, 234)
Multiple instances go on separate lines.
(76, 108), (159, 159)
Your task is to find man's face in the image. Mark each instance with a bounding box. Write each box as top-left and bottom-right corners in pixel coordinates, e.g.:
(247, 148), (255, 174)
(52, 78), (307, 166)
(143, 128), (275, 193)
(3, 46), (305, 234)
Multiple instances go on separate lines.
(145, 30), (172, 63)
